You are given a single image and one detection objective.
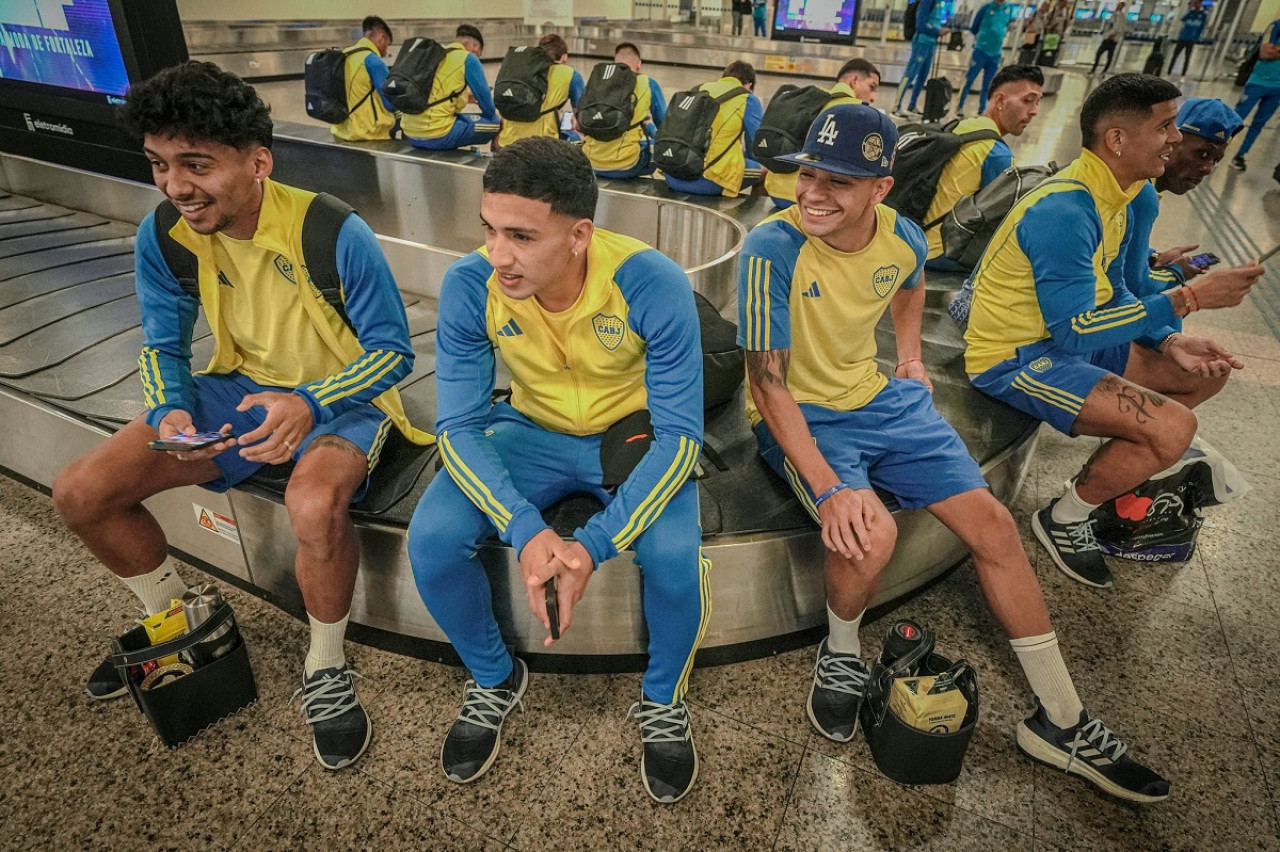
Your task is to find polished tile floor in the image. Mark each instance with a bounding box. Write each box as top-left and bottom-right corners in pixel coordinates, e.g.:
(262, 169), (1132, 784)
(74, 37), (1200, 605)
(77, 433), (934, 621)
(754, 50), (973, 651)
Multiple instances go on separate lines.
(3, 50), (1280, 852)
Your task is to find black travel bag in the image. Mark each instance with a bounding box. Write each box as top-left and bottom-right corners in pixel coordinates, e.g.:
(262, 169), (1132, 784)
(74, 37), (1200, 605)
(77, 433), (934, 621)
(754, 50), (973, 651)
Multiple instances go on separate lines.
(494, 45), (558, 123)
(751, 84), (854, 172)
(303, 46), (372, 124)
(382, 37), (460, 115)
(110, 603), (257, 747)
(578, 62), (640, 141)
(653, 84), (748, 180)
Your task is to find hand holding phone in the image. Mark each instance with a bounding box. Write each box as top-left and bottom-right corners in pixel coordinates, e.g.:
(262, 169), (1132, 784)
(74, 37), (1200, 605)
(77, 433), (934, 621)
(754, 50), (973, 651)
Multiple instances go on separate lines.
(148, 430), (235, 452)
(1189, 252), (1220, 269)
(545, 576), (560, 641)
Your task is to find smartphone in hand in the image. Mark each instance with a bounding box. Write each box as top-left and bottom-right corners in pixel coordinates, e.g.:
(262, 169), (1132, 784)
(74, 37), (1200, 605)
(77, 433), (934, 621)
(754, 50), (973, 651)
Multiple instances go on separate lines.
(1189, 252), (1220, 269)
(148, 431), (234, 452)
(545, 576), (560, 641)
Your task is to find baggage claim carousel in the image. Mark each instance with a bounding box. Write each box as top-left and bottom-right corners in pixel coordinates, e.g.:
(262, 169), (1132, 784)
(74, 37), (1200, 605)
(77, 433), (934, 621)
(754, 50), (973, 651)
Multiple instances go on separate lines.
(0, 120), (1039, 670)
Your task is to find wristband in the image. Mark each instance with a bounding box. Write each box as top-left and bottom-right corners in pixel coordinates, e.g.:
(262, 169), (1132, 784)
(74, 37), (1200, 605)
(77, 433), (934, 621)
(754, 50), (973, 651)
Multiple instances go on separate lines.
(1158, 332), (1181, 353)
(896, 358), (923, 370)
(814, 483), (851, 508)
(1182, 285), (1200, 312)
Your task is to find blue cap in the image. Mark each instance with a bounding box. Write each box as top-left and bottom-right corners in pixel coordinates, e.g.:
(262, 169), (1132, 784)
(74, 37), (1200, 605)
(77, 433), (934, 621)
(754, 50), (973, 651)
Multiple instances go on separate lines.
(777, 103), (898, 178)
(1176, 98), (1244, 142)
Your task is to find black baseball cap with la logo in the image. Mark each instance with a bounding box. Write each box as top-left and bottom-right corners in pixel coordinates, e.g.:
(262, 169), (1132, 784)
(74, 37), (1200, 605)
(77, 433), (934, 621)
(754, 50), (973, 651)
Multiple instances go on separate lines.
(777, 103), (898, 178)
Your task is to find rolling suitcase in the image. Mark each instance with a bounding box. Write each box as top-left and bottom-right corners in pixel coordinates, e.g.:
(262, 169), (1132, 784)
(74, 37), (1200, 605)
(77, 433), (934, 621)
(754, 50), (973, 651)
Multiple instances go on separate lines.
(921, 48), (952, 123)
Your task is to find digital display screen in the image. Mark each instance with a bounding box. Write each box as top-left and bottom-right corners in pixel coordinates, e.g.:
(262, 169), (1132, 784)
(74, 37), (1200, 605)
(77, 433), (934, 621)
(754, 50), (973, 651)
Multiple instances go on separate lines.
(774, 0), (859, 38)
(0, 0), (131, 104)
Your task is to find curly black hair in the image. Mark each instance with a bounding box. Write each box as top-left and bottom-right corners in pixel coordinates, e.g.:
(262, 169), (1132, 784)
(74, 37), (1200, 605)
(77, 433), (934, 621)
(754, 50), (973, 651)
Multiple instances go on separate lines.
(482, 137), (597, 221)
(119, 61), (273, 150)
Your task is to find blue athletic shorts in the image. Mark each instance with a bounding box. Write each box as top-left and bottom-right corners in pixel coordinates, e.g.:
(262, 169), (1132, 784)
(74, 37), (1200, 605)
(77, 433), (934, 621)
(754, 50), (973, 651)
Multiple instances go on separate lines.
(970, 339), (1128, 435)
(754, 379), (989, 516)
(187, 371), (393, 496)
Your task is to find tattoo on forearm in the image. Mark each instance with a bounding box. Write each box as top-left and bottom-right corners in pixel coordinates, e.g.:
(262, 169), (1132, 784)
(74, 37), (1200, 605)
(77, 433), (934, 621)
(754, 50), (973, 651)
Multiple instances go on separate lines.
(747, 349), (791, 388)
(1098, 375), (1167, 424)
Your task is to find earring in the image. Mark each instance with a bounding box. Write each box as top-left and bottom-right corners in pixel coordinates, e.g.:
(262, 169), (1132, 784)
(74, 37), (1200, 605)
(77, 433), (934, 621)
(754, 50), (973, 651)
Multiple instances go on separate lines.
(573, 250), (579, 259)
(1114, 149), (1121, 157)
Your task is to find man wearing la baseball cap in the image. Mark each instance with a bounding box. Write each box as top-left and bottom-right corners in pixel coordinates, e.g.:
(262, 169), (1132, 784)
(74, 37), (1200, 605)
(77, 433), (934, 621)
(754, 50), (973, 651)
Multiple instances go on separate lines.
(736, 103), (1171, 803)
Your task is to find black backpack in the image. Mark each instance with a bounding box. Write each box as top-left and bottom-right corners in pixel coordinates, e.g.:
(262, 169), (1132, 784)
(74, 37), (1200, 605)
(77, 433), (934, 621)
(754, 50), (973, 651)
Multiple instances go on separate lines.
(381, 37), (461, 115)
(653, 85), (748, 181)
(152, 193), (356, 331)
(493, 46), (559, 123)
(578, 62), (640, 142)
(304, 46), (373, 124)
(903, 0), (920, 40)
(882, 121), (1001, 227)
(752, 85), (855, 173)
(939, 163), (1059, 270)
(694, 291), (745, 410)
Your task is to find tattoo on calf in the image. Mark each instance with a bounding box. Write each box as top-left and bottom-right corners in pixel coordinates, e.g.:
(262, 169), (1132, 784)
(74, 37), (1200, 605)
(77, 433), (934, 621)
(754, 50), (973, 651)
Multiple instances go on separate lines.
(747, 349), (791, 388)
(1076, 441), (1109, 488)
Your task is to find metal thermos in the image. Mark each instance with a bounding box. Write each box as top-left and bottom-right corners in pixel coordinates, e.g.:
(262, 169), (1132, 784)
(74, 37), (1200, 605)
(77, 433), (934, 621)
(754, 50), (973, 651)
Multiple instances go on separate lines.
(879, 619), (933, 674)
(180, 584), (238, 666)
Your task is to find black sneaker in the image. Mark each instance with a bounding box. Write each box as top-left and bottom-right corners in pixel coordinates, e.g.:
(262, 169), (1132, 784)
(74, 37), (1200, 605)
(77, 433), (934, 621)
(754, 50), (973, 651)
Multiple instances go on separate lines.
(85, 654), (127, 701)
(1016, 700), (1171, 803)
(627, 696), (698, 803)
(1032, 500), (1114, 588)
(292, 665), (372, 770)
(806, 638), (870, 742)
(1230, 156), (1246, 172)
(441, 658), (528, 784)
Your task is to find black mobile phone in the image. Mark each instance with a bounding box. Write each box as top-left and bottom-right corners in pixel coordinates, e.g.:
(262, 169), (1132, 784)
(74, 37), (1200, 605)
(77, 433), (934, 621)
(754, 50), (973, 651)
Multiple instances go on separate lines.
(1189, 252), (1220, 269)
(147, 431), (234, 452)
(545, 576), (560, 641)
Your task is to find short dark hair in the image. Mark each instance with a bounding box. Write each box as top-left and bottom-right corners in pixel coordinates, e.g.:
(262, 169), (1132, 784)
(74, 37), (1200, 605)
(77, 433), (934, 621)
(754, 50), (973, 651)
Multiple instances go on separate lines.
(362, 15), (392, 42)
(724, 60), (756, 87)
(989, 64), (1044, 94)
(538, 33), (568, 61)
(456, 24), (484, 48)
(1080, 73), (1182, 147)
(836, 57), (880, 82)
(614, 41), (641, 60)
(483, 138), (598, 221)
(120, 61), (272, 150)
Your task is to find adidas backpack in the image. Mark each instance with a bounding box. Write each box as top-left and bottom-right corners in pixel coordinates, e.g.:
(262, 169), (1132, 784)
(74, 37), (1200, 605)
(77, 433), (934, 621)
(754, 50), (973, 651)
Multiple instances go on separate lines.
(653, 85), (747, 181)
(494, 45), (557, 123)
(939, 163), (1060, 270)
(882, 120), (1001, 228)
(752, 84), (854, 173)
(577, 62), (640, 142)
(304, 46), (372, 124)
(381, 37), (460, 115)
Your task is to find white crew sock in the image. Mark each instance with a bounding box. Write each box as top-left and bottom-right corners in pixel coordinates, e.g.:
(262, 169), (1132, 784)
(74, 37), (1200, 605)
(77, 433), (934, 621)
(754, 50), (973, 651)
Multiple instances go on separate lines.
(1050, 480), (1101, 525)
(1010, 631), (1085, 729)
(305, 613), (349, 677)
(119, 564), (187, 616)
(826, 606), (864, 657)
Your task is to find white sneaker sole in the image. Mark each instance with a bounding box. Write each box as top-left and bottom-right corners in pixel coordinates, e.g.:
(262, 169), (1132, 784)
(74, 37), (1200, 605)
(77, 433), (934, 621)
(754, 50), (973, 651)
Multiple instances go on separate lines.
(1015, 721), (1169, 803)
(1031, 510), (1113, 589)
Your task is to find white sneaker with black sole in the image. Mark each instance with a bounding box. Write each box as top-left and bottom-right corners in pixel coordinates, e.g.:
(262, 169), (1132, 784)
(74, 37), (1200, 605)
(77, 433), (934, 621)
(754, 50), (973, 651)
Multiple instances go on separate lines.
(1033, 499), (1113, 588)
(1017, 699), (1170, 803)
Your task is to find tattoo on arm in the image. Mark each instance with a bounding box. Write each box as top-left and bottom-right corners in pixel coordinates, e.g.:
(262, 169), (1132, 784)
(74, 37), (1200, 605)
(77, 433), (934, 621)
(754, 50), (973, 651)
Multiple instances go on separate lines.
(747, 349), (791, 388)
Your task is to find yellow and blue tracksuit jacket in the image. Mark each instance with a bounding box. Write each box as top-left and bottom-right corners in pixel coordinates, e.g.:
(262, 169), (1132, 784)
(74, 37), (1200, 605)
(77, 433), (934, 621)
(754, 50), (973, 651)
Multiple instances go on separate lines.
(400, 44), (499, 140)
(135, 179), (430, 445)
(963, 149), (1180, 375)
(699, 77), (764, 197)
(582, 71), (656, 172)
(330, 37), (397, 142)
(496, 63), (577, 146)
(433, 228), (704, 567)
(924, 115), (1011, 259)
(1125, 180), (1185, 329)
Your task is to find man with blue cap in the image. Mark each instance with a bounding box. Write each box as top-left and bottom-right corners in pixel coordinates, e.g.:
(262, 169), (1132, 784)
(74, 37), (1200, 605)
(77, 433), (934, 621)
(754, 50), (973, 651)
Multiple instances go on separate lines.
(736, 103), (1171, 803)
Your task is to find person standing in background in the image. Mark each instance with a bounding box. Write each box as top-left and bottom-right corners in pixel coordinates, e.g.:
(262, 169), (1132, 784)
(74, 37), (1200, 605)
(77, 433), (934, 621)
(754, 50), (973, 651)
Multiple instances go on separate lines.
(1230, 16), (1280, 172)
(957, 0), (1015, 117)
(894, 0), (947, 116)
(733, 0), (752, 35)
(1168, 0), (1208, 76)
(1092, 2), (1129, 76)
(754, 0), (769, 37)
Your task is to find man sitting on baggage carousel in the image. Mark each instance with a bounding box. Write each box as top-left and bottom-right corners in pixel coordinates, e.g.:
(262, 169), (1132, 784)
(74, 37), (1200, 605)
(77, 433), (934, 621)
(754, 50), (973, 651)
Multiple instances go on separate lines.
(52, 62), (429, 771)
(738, 102), (1170, 803)
(408, 137), (708, 804)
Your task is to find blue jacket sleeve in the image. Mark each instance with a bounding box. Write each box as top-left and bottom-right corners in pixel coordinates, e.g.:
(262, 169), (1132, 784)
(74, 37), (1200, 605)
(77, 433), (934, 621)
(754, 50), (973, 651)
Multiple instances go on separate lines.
(970, 4), (987, 35)
(136, 212), (201, 430)
(917, 0), (942, 37)
(743, 93), (764, 148)
(649, 78), (667, 127)
(980, 140), (1013, 187)
(433, 254), (550, 555)
(364, 53), (396, 111)
(1018, 191), (1177, 353)
(464, 53), (498, 121)
(569, 69), (585, 106)
(573, 251), (704, 566)
(294, 215), (414, 423)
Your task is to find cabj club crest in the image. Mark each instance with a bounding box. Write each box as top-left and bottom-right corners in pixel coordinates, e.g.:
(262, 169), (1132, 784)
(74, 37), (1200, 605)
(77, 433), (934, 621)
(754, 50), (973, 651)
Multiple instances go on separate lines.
(593, 313), (625, 350)
(872, 265), (899, 299)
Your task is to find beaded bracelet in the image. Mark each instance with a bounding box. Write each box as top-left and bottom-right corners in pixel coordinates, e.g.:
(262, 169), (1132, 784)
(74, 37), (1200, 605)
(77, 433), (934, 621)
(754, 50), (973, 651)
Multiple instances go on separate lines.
(814, 483), (851, 508)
